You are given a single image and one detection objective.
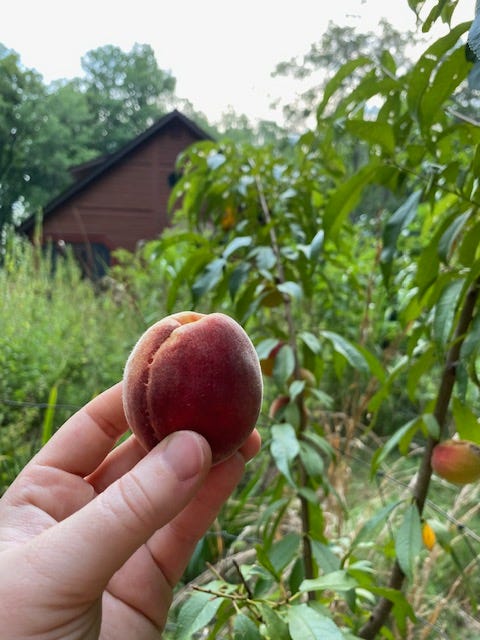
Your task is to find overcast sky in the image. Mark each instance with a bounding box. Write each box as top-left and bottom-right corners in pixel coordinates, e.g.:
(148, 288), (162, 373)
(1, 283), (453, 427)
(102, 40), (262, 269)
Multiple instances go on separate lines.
(1, 0), (474, 122)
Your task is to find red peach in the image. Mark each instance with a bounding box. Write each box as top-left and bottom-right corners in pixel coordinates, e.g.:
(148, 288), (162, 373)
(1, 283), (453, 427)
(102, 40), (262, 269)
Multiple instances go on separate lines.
(122, 311), (263, 464)
(431, 439), (480, 484)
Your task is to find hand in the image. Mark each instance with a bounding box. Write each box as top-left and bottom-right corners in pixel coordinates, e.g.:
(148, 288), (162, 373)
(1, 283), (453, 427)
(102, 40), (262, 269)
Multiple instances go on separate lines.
(0, 382), (261, 639)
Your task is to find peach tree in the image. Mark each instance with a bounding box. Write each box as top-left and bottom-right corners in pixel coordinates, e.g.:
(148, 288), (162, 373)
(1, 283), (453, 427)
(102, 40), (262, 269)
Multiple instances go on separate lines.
(116, 5), (480, 638)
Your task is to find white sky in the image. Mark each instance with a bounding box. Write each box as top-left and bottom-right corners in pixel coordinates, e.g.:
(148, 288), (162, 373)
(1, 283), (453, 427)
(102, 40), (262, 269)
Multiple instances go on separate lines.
(1, 0), (474, 123)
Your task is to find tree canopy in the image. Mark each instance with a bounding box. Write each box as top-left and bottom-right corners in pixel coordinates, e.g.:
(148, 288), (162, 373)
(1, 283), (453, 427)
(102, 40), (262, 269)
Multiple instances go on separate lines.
(0, 42), (178, 232)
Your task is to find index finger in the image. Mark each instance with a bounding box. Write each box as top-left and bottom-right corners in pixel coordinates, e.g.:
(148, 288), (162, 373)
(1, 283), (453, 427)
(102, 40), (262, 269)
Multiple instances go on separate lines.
(33, 382), (130, 477)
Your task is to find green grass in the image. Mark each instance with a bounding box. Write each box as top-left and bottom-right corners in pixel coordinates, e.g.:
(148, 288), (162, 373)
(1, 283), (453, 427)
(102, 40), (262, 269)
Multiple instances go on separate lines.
(0, 234), (144, 490)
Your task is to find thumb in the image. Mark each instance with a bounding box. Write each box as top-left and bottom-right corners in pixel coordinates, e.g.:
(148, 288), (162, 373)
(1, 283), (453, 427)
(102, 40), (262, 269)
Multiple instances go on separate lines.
(29, 430), (212, 595)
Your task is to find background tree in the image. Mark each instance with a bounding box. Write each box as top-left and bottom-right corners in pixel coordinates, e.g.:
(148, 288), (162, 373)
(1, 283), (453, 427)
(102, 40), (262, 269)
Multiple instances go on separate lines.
(0, 42), (178, 237)
(273, 19), (421, 131)
(81, 43), (176, 154)
(0, 45), (45, 231)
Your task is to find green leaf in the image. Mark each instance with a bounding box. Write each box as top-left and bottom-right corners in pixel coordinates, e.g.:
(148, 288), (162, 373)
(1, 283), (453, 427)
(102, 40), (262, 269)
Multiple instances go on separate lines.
(407, 23), (470, 122)
(438, 211), (471, 263)
(321, 331), (370, 374)
(223, 235), (253, 259)
(273, 344), (296, 386)
(233, 613), (262, 639)
(299, 331), (321, 354)
(311, 540), (341, 573)
(309, 229), (324, 262)
(192, 257), (226, 300)
(317, 57), (372, 117)
(433, 278), (465, 347)
(395, 503), (422, 582)
(289, 379), (306, 401)
(460, 310), (480, 360)
(175, 586), (224, 639)
(270, 423), (300, 486)
(41, 383), (58, 445)
(352, 501), (401, 548)
(299, 570), (358, 594)
(288, 604), (344, 640)
(407, 346), (436, 402)
(422, 413), (440, 439)
(323, 164), (379, 239)
(380, 191), (422, 283)
(256, 338), (282, 360)
(452, 397), (480, 444)
(299, 441), (325, 481)
(345, 119), (395, 154)
(269, 533), (301, 574)
(207, 152), (226, 170)
(372, 418), (421, 472)
(256, 604), (290, 639)
(420, 45), (470, 126)
(277, 281), (303, 300)
(229, 263), (250, 299)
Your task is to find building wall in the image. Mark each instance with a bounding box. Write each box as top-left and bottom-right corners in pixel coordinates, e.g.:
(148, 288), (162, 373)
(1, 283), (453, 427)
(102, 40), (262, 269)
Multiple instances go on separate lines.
(41, 119), (200, 254)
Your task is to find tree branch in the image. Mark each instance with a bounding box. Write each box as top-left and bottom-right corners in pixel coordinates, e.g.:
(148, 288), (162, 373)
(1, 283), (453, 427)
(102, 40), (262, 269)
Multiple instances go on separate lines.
(359, 276), (480, 639)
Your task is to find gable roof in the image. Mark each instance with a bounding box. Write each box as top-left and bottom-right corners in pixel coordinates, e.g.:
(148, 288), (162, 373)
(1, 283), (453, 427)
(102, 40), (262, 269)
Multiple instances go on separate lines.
(19, 109), (212, 233)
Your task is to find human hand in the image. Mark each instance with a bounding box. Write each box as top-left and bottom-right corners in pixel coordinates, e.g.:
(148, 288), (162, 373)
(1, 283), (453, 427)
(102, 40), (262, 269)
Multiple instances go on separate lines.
(0, 382), (261, 639)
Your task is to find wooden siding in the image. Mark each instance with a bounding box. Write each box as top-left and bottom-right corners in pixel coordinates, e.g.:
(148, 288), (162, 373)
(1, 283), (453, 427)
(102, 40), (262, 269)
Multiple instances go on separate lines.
(40, 117), (203, 253)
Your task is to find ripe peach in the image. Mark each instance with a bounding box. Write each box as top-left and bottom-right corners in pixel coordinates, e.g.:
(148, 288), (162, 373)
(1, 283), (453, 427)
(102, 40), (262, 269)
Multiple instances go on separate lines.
(122, 311), (263, 464)
(431, 439), (480, 484)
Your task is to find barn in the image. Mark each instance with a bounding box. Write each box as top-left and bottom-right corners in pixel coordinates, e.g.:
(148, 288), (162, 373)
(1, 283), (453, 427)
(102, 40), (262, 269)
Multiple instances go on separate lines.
(19, 110), (212, 278)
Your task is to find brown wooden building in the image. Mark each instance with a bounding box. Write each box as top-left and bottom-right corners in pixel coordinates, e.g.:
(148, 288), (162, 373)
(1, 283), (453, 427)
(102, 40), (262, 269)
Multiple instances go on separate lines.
(19, 110), (211, 278)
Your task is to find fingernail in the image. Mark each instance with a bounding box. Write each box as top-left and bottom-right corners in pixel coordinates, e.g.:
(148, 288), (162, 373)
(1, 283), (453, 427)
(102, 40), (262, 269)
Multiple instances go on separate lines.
(159, 431), (210, 480)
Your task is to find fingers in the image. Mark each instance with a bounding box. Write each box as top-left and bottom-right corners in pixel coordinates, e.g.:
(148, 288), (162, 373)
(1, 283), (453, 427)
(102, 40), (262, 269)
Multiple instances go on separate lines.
(33, 382), (129, 477)
(146, 433), (262, 588)
(23, 431), (212, 597)
(88, 428), (262, 494)
(106, 445), (259, 628)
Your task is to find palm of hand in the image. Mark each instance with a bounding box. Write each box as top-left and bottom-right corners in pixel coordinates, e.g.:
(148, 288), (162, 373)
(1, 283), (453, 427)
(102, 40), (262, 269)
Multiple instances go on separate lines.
(0, 383), (259, 640)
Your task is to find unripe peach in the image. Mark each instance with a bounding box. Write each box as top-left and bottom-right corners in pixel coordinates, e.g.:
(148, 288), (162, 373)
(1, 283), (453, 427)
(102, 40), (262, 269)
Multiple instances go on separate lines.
(268, 395), (290, 420)
(431, 439), (480, 484)
(123, 311), (263, 464)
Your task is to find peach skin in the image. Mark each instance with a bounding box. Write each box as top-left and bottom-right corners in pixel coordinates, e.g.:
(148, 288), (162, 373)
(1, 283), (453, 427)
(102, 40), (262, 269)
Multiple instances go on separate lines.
(431, 439), (480, 484)
(123, 311), (263, 464)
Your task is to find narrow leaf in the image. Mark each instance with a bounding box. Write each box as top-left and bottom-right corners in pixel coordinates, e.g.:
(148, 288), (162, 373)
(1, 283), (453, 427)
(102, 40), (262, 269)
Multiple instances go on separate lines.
(395, 503), (422, 582)
(433, 278), (465, 347)
(438, 211), (471, 263)
(223, 235), (252, 259)
(176, 587), (223, 639)
(321, 331), (370, 374)
(345, 119), (395, 154)
(299, 570), (358, 594)
(381, 191), (422, 282)
(270, 423), (300, 486)
(233, 613), (262, 639)
(288, 604), (344, 640)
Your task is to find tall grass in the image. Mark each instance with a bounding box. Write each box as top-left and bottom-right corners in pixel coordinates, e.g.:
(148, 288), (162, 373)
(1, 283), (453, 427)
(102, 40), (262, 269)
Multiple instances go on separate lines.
(0, 233), (143, 491)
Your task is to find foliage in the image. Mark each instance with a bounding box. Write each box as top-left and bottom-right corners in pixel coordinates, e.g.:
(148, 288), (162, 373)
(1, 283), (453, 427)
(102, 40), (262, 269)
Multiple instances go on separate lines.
(273, 19), (422, 130)
(1, 1), (480, 637)
(0, 42), (178, 232)
(81, 43), (176, 154)
(0, 233), (142, 492)
(107, 8), (480, 638)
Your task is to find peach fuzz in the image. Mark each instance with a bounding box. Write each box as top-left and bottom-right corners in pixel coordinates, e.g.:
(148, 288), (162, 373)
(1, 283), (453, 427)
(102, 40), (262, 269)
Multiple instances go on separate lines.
(122, 311), (263, 464)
